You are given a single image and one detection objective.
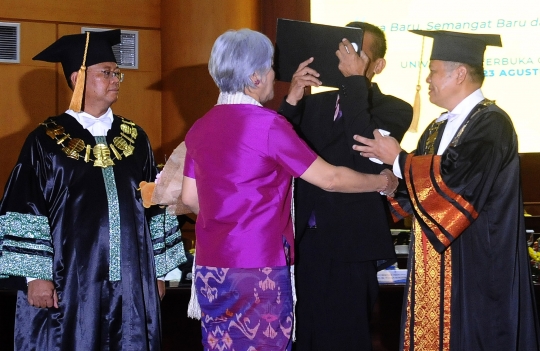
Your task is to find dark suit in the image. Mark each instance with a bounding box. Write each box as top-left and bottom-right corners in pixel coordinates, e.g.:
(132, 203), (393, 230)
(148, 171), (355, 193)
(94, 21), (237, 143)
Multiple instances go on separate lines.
(279, 75), (412, 350)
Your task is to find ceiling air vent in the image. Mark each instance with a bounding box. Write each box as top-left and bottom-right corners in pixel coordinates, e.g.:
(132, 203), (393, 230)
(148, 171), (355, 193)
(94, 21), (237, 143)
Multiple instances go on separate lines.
(0, 22), (20, 64)
(81, 27), (138, 69)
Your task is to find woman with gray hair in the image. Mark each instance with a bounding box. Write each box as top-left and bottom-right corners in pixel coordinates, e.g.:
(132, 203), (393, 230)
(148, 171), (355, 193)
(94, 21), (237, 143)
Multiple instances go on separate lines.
(181, 28), (397, 351)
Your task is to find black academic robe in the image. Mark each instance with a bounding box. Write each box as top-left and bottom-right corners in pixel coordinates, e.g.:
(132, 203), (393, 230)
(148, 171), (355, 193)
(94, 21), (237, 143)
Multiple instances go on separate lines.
(390, 101), (540, 350)
(0, 113), (185, 351)
(279, 76), (412, 262)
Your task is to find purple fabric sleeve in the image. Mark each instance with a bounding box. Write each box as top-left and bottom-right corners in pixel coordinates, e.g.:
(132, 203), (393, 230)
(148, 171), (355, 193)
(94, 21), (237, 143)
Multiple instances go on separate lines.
(183, 152), (195, 178)
(268, 115), (317, 177)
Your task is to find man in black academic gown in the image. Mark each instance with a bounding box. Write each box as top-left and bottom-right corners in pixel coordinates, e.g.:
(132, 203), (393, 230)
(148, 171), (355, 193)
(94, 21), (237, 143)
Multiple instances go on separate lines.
(354, 30), (540, 350)
(278, 22), (412, 350)
(0, 30), (186, 350)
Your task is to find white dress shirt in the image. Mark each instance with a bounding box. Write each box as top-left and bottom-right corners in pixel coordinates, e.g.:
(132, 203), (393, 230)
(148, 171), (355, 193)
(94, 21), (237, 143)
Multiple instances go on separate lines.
(66, 108), (114, 136)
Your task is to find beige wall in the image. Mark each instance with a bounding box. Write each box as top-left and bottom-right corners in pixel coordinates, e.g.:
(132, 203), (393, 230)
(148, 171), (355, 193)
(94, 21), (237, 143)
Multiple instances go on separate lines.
(0, 21), (57, 198)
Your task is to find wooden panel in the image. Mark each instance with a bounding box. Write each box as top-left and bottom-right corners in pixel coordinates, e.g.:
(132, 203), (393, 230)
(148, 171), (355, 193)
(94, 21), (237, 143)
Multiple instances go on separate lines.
(0, 0), (160, 29)
(136, 29), (161, 72)
(260, 0), (310, 111)
(114, 71), (162, 150)
(161, 0), (260, 70)
(160, 64), (219, 159)
(19, 22), (57, 66)
(159, 0), (260, 158)
(0, 22), (57, 198)
(0, 65), (57, 198)
(260, 0), (311, 43)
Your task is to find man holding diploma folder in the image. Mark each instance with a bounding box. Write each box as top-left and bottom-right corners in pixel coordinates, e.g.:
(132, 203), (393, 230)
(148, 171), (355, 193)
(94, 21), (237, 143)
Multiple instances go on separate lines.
(276, 21), (412, 350)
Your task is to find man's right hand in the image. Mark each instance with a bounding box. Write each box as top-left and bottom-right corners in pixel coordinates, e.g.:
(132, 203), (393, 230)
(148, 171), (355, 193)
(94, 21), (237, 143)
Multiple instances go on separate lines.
(336, 38), (370, 77)
(285, 57), (321, 106)
(27, 279), (58, 309)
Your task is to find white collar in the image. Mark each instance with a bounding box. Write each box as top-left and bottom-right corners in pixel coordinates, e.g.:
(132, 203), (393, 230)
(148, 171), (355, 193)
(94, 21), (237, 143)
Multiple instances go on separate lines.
(216, 92), (262, 106)
(66, 108), (114, 136)
(436, 89), (484, 122)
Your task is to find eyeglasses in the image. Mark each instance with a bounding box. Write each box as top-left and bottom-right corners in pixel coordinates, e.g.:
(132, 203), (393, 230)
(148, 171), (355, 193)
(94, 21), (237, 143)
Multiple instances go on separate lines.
(91, 70), (125, 82)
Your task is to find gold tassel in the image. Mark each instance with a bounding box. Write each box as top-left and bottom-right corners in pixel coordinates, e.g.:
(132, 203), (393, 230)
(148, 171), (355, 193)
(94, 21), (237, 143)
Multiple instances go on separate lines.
(69, 32), (90, 112)
(408, 36), (425, 133)
(409, 85), (421, 132)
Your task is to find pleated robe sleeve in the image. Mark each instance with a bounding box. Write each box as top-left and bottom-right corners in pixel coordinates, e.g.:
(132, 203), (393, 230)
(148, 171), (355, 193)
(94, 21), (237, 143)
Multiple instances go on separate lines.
(0, 131), (53, 286)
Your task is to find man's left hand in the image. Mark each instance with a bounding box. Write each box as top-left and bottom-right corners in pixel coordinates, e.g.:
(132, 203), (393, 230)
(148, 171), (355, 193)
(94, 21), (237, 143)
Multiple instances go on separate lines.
(336, 38), (369, 77)
(157, 280), (166, 301)
(353, 130), (403, 165)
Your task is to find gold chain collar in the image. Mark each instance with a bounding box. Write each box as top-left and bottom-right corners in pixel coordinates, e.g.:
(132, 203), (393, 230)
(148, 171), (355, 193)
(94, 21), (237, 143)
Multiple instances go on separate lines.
(41, 116), (138, 168)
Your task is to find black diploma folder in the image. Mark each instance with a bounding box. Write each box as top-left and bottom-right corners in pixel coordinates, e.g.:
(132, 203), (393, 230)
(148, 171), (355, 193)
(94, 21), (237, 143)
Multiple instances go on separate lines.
(274, 18), (364, 88)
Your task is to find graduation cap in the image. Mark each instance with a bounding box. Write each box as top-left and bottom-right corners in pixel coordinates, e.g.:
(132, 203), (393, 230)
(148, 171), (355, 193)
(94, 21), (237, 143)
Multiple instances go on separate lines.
(275, 19), (363, 88)
(33, 29), (121, 112)
(409, 30), (502, 66)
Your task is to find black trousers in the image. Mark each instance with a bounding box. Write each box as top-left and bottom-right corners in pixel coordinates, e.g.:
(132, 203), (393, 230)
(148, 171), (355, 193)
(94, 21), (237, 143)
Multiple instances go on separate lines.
(293, 228), (379, 351)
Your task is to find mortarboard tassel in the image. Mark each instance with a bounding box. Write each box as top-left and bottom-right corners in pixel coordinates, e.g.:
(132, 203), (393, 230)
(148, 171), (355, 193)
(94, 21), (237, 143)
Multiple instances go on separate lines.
(409, 85), (421, 133)
(69, 32), (90, 112)
(408, 36), (425, 133)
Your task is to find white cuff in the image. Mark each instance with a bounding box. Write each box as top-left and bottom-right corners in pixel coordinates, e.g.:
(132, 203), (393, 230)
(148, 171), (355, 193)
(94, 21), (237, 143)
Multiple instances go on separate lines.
(392, 155), (403, 179)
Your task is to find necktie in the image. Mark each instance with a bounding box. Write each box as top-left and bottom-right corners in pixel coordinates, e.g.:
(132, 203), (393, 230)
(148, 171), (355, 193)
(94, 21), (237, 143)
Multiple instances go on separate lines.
(334, 95), (342, 121)
(307, 211), (317, 228)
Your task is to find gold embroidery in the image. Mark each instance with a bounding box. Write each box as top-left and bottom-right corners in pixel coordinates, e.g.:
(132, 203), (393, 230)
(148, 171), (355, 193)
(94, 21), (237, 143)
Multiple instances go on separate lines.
(388, 196), (410, 221)
(433, 157), (478, 221)
(403, 221), (452, 351)
(407, 155), (451, 247)
(42, 116), (137, 168)
(402, 222), (415, 351)
(424, 120), (445, 155)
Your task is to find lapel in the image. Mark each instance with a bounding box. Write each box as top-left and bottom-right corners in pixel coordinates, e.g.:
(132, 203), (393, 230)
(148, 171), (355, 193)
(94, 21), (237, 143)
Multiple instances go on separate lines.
(323, 93), (350, 150)
(305, 92), (342, 152)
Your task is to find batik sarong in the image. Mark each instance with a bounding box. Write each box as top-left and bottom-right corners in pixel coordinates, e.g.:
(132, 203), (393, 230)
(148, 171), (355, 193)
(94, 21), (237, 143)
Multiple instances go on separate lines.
(194, 265), (293, 351)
